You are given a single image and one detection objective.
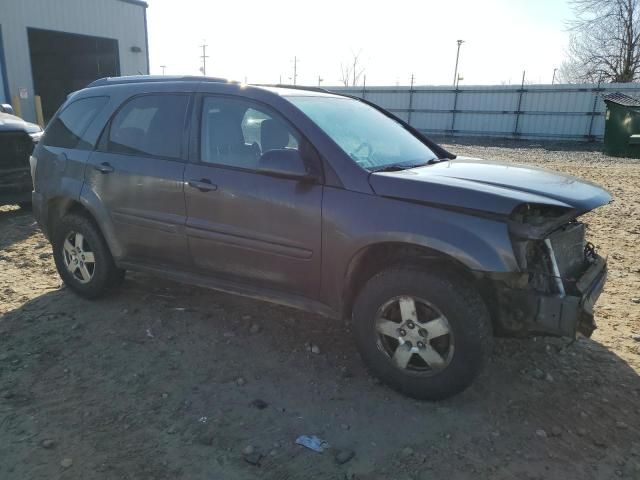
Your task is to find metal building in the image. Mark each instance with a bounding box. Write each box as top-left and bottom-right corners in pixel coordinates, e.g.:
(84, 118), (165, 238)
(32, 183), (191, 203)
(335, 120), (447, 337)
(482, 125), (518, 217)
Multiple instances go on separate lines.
(0, 0), (149, 123)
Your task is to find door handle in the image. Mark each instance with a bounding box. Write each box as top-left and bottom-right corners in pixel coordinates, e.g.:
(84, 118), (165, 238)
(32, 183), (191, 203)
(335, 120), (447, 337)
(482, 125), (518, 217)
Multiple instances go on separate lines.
(187, 178), (218, 192)
(94, 162), (114, 174)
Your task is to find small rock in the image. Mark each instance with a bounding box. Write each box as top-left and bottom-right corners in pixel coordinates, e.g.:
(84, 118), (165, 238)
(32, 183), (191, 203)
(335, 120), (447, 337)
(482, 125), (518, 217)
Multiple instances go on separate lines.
(269, 449), (278, 456)
(632, 334), (640, 342)
(535, 429), (548, 438)
(223, 331), (235, 338)
(242, 315), (252, 321)
(577, 428), (587, 436)
(244, 451), (262, 466)
(236, 377), (246, 386)
(616, 421), (629, 429)
(550, 426), (562, 437)
(335, 449), (355, 465)
(593, 438), (607, 448)
(242, 445), (255, 456)
(166, 425), (177, 434)
(60, 458), (73, 468)
(310, 344), (321, 354)
(249, 323), (261, 334)
(401, 446), (414, 457)
(340, 423), (350, 431)
(41, 439), (55, 449)
(545, 373), (554, 382)
(250, 398), (268, 410)
(161, 393), (169, 399)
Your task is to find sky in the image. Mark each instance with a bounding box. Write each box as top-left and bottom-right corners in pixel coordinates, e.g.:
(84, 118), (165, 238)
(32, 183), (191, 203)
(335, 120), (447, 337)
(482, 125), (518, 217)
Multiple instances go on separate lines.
(146, 0), (573, 87)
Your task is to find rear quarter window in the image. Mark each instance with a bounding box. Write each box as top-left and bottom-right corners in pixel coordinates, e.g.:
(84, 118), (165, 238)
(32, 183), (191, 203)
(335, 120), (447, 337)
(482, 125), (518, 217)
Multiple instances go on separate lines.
(43, 96), (109, 149)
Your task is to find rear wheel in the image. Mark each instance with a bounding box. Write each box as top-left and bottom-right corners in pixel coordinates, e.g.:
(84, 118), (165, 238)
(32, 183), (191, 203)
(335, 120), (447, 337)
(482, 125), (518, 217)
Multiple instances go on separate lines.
(352, 267), (493, 400)
(52, 213), (122, 298)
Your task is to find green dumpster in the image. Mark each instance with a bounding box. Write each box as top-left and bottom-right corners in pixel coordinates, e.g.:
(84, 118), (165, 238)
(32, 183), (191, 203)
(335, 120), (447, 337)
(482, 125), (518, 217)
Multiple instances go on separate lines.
(603, 92), (640, 158)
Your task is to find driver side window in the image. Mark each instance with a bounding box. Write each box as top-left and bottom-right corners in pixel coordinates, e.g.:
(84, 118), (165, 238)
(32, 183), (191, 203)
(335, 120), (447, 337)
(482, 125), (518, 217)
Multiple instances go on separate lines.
(200, 97), (299, 170)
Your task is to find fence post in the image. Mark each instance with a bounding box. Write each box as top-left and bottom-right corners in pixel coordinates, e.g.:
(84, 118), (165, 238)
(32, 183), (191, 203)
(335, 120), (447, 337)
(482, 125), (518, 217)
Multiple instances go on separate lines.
(450, 86), (459, 135)
(407, 74), (414, 126)
(586, 79), (603, 142)
(513, 70), (526, 137)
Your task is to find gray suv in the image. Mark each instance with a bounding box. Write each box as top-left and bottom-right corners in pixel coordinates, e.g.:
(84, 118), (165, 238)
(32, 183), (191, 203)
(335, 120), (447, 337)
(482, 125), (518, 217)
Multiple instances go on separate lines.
(31, 76), (610, 400)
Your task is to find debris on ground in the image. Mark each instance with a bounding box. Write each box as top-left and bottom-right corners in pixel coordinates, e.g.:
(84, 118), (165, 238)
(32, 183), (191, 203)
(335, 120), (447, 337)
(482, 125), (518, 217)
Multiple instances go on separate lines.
(296, 435), (329, 453)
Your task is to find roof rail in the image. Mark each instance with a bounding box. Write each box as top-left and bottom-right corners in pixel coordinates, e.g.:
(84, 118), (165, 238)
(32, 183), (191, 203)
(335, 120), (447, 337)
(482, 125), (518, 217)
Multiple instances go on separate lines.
(86, 75), (236, 88)
(262, 84), (332, 94)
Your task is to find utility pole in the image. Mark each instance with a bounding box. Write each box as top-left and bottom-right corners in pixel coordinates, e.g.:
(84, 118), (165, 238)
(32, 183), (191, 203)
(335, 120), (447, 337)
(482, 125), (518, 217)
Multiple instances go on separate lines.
(292, 56), (298, 85)
(200, 42), (209, 76)
(551, 68), (558, 85)
(353, 56), (357, 86)
(453, 39), (465, 87)
(160, 65), (167, 75)
(318, 75), (323, 86)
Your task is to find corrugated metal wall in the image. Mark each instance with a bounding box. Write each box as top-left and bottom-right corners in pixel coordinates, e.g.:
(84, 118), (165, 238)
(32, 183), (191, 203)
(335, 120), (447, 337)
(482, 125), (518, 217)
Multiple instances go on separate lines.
(329, 83), (640, 141)
(0, 0), (148, 122)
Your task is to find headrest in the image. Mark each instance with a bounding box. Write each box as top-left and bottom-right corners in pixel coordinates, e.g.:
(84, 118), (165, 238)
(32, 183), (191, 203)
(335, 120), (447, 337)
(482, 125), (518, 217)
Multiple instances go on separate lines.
(260, 118), (290, 152)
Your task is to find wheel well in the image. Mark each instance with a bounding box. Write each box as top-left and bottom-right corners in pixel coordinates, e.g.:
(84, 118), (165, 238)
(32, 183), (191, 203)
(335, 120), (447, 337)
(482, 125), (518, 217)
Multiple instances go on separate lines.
(46, 198), (93, 236)
(341, 242), (480, 319)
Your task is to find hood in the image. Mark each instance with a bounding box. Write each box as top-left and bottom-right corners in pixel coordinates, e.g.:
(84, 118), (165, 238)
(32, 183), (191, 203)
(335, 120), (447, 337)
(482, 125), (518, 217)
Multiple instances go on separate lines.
(369, 157), (612, 216)
(0, 112), (42, 134)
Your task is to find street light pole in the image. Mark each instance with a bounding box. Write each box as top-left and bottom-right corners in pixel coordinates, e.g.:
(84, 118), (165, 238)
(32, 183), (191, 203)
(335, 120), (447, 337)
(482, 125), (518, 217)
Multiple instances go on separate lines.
(552, 68), (558, 85)
(453, 39), (465, 87)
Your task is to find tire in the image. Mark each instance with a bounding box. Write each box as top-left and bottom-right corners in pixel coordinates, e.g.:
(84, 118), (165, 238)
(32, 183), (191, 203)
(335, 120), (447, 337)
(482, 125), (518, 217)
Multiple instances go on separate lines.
(52, 213), (121, 299)
(352, 267), (493, 400)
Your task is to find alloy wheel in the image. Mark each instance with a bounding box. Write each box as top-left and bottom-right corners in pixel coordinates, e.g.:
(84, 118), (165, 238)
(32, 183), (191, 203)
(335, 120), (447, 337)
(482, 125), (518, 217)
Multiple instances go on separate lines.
(375, 296), (454, 374)
(61, 231), (96, 284)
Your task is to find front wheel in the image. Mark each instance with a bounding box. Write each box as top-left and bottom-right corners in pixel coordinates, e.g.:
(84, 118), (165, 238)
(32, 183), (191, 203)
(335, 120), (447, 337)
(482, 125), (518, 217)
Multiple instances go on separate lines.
(352, 267), (493, 400)
(52, 213), (122, 299)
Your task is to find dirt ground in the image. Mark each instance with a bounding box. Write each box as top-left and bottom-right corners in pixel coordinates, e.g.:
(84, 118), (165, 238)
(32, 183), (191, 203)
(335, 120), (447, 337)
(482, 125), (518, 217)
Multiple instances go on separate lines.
(1, 140), (639, 480)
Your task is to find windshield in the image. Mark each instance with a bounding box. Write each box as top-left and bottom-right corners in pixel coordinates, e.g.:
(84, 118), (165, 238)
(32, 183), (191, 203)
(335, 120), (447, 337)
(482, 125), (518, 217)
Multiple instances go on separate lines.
(287, 96), (438, 170)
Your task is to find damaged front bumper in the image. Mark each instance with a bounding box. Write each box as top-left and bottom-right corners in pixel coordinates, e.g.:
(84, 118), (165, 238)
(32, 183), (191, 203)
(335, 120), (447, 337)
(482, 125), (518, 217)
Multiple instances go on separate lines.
(487, 254), (607, 338)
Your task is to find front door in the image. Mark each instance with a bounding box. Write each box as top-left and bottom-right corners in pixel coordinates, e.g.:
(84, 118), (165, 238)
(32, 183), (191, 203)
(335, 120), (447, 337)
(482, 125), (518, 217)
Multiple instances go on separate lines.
(85, 93), (191, 267)
(184, 95), (322, 297)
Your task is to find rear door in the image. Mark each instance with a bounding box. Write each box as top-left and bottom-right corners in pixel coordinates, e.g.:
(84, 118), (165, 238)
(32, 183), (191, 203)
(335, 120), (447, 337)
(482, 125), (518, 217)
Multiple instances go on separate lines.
(184, 95), (323, 297)
(85, 93), (191, 267)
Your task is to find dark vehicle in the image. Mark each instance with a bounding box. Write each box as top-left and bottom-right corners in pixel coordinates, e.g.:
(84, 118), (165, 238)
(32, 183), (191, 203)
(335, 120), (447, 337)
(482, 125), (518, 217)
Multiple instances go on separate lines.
(0, 104), (42, 206)
(31, 77), (610, 400)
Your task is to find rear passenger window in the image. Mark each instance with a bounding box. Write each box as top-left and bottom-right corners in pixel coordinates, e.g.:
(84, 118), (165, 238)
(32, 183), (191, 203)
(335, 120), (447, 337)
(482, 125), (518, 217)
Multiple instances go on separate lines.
(43, 96), (108, 149)
(107, 94), (189, 159)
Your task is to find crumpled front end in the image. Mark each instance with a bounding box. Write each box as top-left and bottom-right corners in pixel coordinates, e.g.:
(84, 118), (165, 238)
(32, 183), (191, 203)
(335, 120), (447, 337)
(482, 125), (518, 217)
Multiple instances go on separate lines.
(485, 203), (608, 338)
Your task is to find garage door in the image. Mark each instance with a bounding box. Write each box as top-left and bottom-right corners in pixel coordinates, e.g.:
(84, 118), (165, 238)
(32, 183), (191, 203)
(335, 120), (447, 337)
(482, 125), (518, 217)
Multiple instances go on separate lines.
(28, 28), (120, 122)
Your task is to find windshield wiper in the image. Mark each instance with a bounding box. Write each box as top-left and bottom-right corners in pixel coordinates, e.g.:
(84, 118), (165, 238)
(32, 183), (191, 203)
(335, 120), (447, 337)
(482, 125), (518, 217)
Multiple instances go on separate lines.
(369, 162), (429, 173)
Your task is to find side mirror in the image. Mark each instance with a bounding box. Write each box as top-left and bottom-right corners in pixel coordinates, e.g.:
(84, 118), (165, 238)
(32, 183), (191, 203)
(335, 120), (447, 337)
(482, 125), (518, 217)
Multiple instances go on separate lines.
(1, 104), (15, 115)
(259, 149), (316, 181)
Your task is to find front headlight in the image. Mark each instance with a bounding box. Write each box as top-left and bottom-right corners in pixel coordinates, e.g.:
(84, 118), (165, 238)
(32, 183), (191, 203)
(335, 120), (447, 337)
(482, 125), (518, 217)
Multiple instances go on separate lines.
(29, 131), (43, 143)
